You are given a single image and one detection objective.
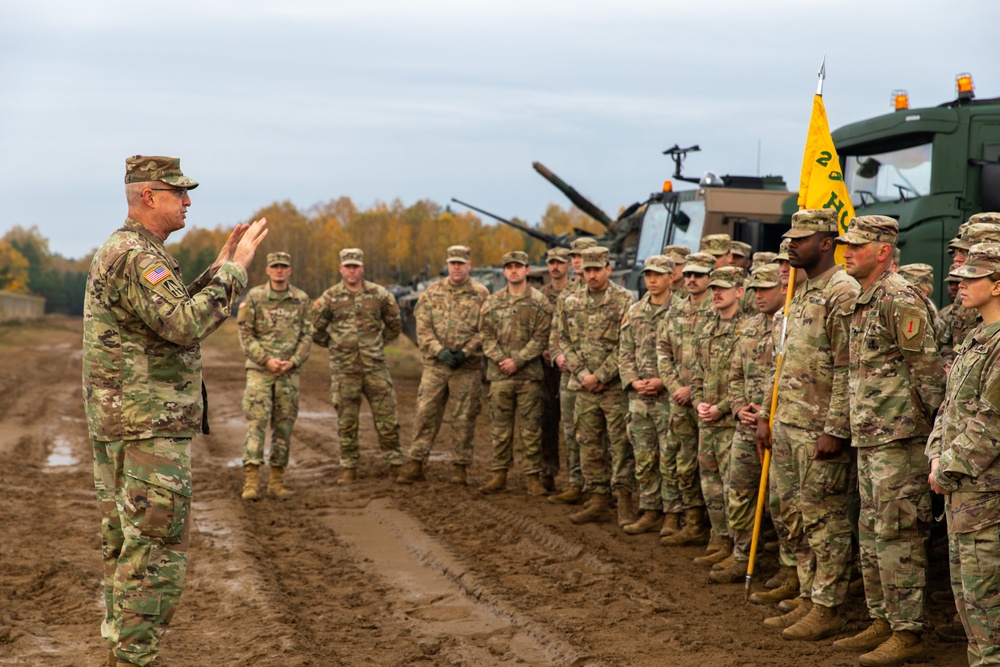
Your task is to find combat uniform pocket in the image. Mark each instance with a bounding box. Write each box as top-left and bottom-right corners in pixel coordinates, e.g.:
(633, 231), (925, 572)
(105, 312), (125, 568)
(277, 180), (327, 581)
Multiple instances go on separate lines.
(124, 448), (191, 543)
(877, 471), (929, 541)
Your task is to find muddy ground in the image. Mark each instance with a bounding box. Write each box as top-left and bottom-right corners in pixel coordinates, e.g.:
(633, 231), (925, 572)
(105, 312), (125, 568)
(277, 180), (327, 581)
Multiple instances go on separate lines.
(0, 316), (968, 666)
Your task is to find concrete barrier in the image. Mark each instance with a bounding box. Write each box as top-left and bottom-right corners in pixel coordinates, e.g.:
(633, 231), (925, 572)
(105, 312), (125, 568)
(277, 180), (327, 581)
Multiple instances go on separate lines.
(0, 292), (46, 322)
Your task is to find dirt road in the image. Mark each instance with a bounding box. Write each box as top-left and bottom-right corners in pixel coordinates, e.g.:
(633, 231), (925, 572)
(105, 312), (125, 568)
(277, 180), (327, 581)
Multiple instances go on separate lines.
(0, 317), (966, 666)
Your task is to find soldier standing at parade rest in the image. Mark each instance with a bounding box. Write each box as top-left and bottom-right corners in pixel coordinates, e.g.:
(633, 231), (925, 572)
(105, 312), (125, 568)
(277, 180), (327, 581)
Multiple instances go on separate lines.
(397, 245), (489, 485)
(756, 209), (860, 641)
(619, 255), (676, 535)
(557, 246), (637, 525)
(312, 248), (404, 484)
(237, 251), (313, 500)
(834, 216), (945, 665)
(928, 243), (1000, 666)
(539, 247), (571, 492)
(85, 155), (268, 667)
(479, 250), (553, 495)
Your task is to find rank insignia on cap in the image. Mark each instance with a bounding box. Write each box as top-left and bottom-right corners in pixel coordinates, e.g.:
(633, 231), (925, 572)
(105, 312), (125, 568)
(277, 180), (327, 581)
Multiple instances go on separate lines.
(144, 264), (171, 285)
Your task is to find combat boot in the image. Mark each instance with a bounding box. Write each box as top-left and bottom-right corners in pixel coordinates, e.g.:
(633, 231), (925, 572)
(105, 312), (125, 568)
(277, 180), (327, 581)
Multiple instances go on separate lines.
(623, 510), (664, 535)
(569, 493), (610, 524)
(659, 512), (681, 537)
(336, 468), (356, 486)
(765, 565), (794, 589)
(615, 488), (638, 527)
(541, 473), (556, 492)
(858, 631), (924, 666)
(782, 603), (843, 641)
(549, 485), (584, 504)
(241, 464), (260, 501)
(709, 558), (748, 584)
(763, 598), (812, 629)
(525, 473), (547, 496)
(395, 459), (423, 485)
(449, 464), (467, 485)
(107, 650), (117, 667)
(711, 552), (735, 571)
(479, 469), (507, 494)
(388, 464), (402, 481)
(267, 467), (294, 498)
(660, 508), (708, 546)
(750, 569), (800, 605)
(693, 536), (732, 566)
(833, 620), (892, 652)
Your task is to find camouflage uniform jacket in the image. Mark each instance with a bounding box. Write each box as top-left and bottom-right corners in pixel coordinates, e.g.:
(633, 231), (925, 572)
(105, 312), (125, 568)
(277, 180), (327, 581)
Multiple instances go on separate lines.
(619, 293), (671, 393)
(311, 280), (401, 374)
(480, 286), (552, 382)
(82, 217), (248, 441)
(938, 302), (982, 366)
(691, 311), (744, 426)
(729, 313), (775, 427)
(926, 320), (1000, 532)
(238, 283), (313, 371)
(558, 281), (636, 391)
(415, 277), (489, 369)
(655, 293), (714, 394)
(847, 269), (945, 448)
(935, 303), (954, 347)
(760, 265), (859, 439)
(547, 278), (583, 361)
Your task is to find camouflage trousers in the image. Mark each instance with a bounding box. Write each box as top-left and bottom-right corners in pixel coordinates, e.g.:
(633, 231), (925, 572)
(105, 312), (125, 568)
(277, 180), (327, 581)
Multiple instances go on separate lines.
(560, 375), (582, 487)
(331, 365), (403, 468)
(242, 369), (300, 468)
(699, 422), (735, 539)
(664, 403), (703, 511)
(488, 379), (544, 474)
(408, 364), (482, 466)
(728, 427), (762, 561)
(93, 437), (192, 667)
(947, 502), (1000, 666)
(625, 393), (670, 511)
(769, 460), (798, 569)
(574, 386), (634, 496)
(771, 421), (852, 608)
(857, 439), (931, 632)
(540, 362), (562, 479)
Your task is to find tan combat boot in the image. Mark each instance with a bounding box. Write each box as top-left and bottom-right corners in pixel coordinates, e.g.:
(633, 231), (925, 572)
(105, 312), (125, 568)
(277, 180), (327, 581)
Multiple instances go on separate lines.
(388, 464), (402, 481)
(623, 510), (664, 535)
(833, 620), (892, 652)
(549, 485), (584, 504)
(525, 473), (547, 496)
(659, 512), (681, 537)
(336, 468), (356, 486)
(711, 552), (735, 571)
(693, 536), (733, 566)
(709, 558), (748, 584)
(782, 602), (843, 641)
(107, 650), (117, 667)
(765, 565), (794, 589)
(479, 469), (507, 494)
(763, 598), (813, 629)
(569, 493), (610, 524)
(660, 507), (708, 546)
(858, 631), (924, 666)
(749, 568), (800, 605)
(241, 464), (260, 501)
(449, 464), (467, 485)
(395, 459), (423, 485)
(778, 596), (803, 612)
(615, 488), (638, 527)
(267, 467), (294, 499)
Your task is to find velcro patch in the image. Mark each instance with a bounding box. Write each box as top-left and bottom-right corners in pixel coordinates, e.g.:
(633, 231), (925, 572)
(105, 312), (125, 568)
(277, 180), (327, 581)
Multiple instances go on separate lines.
(143, 264), (171, 285)
(898, 307), (925, 351)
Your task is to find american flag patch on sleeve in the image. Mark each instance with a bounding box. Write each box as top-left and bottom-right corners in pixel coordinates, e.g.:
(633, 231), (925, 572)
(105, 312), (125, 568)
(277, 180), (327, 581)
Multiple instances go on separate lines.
(143, 264), (171, 285)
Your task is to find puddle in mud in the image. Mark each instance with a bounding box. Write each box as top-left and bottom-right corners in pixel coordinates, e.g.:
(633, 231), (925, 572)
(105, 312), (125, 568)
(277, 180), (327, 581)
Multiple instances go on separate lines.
(45, 436), (79, 468)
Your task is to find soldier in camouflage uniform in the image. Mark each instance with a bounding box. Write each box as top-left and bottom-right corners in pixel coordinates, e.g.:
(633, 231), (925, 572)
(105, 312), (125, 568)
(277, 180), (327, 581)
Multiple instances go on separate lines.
(936, 275), (961, 345)
(662, 244), (691, 307)
(539, 247), (572, 491)
(928, 243), (1000, 667)
(899, 263), (939, 332)
(557, 246), (636, 525)
(85, 156), (268, 667)
(730, 241), (758, 315)
(702, 233), (733, 268)
(479, 251), (552, 495)
(939, 216), (1000, 367)
(619, 255), (676, 534)
(656, 252), (716, 545)
(312, 248), (404, 484)
(237, 251), (313, 500)
(398, 245), (489, 485)
(756, 209), (860, 641)
(832, 216), (945, 664)
(549, 237), (598, 503)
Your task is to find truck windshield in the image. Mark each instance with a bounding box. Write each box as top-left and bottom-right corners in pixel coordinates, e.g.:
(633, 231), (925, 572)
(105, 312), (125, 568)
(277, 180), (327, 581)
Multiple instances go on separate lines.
(843, 142), (932, 206)
(670, 199), (706, 252)
(635, 201), (670, 263)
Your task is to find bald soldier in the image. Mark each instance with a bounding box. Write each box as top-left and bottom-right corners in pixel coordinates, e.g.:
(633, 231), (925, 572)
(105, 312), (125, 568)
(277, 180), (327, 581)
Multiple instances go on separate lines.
(85, 155), (268, 667)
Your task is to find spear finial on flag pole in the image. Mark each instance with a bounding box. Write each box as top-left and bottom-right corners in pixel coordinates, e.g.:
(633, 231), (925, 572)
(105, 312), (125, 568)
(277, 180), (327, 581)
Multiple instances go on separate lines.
(817, 55), (826, 96)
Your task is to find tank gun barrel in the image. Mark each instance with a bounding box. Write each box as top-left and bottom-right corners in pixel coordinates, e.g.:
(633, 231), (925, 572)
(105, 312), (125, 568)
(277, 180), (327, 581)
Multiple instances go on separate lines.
(450, 198), (570, 249)
(531, 162), (614, 229)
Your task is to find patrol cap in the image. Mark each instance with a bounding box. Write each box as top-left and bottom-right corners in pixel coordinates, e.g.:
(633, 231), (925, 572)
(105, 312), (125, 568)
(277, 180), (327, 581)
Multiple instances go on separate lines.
(267, 251), (292, 267)
(945, 274), (962, 284)
(746, 263), (781, 289)
(339, 248), (364, 266)
(835, 215), (898, 245)
(661, 245), (691, 265)
(700, 234), (732, 257)
(446, 245), (472, 264)
(707, 266), (745, 289)
(963, 222), (1000, 246)
(776, 239), (791, 262)
(783, 208), (838, 239)
(546, 247), (570, 263)
(569, 237), (598, 254)
(898, 263), (933, 289)
(642, 255), (675, 274)
(580, 246), (611, 269)
(751, 252), (776, 270)
(730, 241), (752, 258)
(502, 250), (529, 266)
(949, 221), (973, 253)
(682, 252), (716, 275)
(124, 155), (199, 189)
(950, 243), (1000, 279)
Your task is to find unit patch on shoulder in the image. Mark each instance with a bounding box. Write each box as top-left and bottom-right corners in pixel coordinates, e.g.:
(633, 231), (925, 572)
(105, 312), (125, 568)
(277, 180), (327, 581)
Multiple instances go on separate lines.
(144, 264), (172, 285)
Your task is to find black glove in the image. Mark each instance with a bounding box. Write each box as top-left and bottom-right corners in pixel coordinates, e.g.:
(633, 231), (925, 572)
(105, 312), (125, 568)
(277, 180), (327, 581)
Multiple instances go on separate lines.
(450, 350), (467, 369)
(437, 349), (456, 366)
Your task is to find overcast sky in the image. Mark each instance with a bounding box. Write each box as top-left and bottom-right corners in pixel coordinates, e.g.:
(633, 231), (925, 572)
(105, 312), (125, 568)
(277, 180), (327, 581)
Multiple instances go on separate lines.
(2, 0), (998, 259)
